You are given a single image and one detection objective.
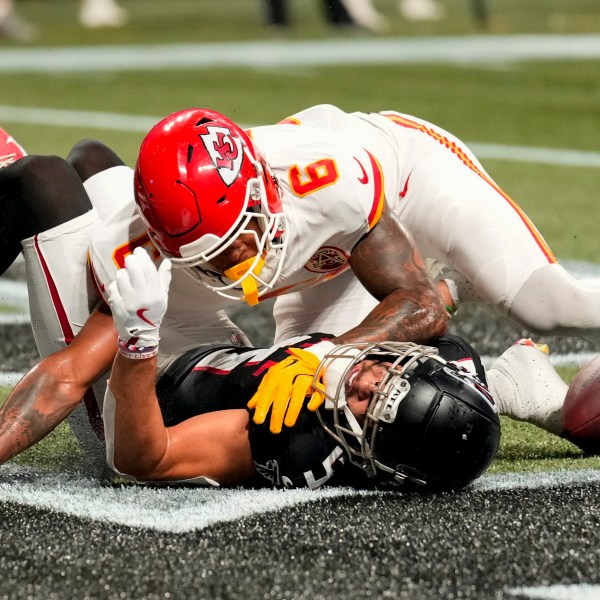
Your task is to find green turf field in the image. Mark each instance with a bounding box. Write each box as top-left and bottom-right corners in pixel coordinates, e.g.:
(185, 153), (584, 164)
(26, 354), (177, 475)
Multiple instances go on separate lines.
(1, 0), (599, 479)
(3, 2), (599, 261)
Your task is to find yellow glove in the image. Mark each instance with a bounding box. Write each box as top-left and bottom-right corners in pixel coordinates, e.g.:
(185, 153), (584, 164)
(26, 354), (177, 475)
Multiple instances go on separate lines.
(247, 341), (334, 434)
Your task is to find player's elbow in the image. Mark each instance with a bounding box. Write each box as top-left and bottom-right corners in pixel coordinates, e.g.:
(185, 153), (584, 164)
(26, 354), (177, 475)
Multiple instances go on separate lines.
(112, 454), (164, 481)
(424, 307), (449, 341)
(412, 295), (448, 342)
(112, 442), (171, 482)
(31, 353), (88, 414)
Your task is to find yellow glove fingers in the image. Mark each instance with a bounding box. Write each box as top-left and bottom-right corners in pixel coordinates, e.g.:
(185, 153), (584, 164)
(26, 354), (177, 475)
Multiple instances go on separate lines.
(288, 347), (321, 370)
(247, 355), (297, 411)
(268, 381), (289, 434)
(283, 375), (312, 429)
(246, 348), (322, 433)
(307, 389), (326, 412)
(250, 374), (282, 424)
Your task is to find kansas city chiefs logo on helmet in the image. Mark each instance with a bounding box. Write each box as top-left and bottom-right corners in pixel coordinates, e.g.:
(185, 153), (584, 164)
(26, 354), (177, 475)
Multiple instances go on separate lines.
(199, 125), (244, 186)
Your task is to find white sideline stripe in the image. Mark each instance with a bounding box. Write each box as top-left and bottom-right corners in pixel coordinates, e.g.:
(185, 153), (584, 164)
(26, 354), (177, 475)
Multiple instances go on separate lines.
(0, 372), (24, 385)
(0, 105), (158, 133)
(0, 35), (599, 72)
(507, 584), (600, 600)
(1, 104), (600, 168)
(0, 466), (599, 533)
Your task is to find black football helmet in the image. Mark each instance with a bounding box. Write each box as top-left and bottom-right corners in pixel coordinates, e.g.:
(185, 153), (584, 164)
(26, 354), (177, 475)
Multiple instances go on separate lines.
(313, 342), (500, 491)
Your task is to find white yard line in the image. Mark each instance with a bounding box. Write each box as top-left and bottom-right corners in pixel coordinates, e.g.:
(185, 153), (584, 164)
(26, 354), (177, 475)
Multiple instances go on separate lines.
(1, 105), (600, 168)
(0, 464), (598, 533)
(0, 34), (599, 72)
(507, 585), (600, 600)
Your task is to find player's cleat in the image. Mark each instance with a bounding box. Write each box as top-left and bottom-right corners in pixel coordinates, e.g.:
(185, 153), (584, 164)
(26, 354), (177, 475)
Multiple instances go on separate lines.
(0, 127), (27, 169)
(0, 13), (38, 43)
(514, 338), (550, 355)
(486, 338), (566, 435)
(399, 0), (445, 21)
(79, 0), (128, 28)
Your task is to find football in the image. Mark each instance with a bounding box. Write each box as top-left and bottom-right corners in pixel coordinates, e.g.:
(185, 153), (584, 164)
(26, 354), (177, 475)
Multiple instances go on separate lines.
(563, 356), (600, 454)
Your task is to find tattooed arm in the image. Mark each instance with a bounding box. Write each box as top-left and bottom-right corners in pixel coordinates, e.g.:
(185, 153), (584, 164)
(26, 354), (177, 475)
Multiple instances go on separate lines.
(0, 304), (117, 465)
(336, 206), (448, 344)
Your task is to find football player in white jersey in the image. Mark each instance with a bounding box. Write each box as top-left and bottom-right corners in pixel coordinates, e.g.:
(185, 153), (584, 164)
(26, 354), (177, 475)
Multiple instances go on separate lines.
(132, 105), (600, 433)
(0, 116), (447, 468)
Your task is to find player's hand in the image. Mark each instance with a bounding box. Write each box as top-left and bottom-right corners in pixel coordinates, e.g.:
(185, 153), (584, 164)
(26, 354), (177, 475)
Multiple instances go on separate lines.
(107, 246), (172, 357)
(247, 340), (335, 434)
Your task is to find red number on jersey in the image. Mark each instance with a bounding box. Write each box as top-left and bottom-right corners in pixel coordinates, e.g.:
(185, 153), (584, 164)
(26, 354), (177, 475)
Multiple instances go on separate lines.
(288, 158), (339, 197)
(112, 234), (158, 269)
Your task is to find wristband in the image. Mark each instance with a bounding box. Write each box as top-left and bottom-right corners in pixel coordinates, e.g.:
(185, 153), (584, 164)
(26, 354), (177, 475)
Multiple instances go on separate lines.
(118, 339), (159, 360)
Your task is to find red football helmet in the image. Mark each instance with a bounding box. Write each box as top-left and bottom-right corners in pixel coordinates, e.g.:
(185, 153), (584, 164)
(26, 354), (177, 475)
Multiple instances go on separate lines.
(134, 108), (287, 304)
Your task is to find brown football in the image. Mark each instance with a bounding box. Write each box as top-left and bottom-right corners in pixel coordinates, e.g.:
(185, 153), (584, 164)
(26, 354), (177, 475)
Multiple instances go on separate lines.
(563, 356), (600, 454)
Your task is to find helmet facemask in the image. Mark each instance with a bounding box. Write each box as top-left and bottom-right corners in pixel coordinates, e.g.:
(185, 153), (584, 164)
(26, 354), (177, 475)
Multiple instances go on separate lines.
(313, 342), (499, 490)
(314, 343), (439, 476)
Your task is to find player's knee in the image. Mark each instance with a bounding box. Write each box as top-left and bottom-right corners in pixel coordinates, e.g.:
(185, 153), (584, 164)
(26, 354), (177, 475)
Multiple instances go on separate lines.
(4, 153), (63, 185)
(509, 264), (600, 336)
(67, 139), (125, 182)
(1, 154), (88, 238)
(507, 299), (558, 334)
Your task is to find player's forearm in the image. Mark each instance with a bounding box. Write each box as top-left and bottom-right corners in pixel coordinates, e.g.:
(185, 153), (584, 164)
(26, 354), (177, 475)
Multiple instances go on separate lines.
(108, 353), (169, 479)
(333, 287), (448, 345)
(0, 365), (80, 465)
(346, 207), (448, 344)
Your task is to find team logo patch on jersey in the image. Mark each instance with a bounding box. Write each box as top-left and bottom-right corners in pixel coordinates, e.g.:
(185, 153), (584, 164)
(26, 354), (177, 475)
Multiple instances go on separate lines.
(255, 459), (294, 488)
(304, 247), (349, 273)
(200, 125), (243, 186)
(229, 332), (244, 347)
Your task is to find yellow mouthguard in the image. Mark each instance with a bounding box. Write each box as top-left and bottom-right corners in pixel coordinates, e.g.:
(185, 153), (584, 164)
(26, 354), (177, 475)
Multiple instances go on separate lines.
(223, 255), (265, 306)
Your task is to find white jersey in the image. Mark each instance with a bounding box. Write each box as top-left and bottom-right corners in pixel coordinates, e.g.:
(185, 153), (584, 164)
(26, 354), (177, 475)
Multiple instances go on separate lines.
(247, 119), (385, 299)
(266, 104), (558, 342)
(87, 167), (249, 374)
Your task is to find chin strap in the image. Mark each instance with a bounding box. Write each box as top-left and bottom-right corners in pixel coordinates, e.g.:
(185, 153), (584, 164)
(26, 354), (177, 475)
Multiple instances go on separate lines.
(224, 255), (265, 306)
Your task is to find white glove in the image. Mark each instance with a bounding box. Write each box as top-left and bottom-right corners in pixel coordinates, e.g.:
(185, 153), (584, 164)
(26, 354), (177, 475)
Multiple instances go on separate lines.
(107, 246), (172, 359)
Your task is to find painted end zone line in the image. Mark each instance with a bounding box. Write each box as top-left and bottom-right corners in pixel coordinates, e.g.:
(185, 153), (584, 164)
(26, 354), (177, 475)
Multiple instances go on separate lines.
(0, 463), (599, 533)
(1, 105), (599, 168)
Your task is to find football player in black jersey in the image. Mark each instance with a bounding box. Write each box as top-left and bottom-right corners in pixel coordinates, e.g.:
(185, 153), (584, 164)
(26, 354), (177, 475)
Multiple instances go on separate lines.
(105, 247), (500, 492)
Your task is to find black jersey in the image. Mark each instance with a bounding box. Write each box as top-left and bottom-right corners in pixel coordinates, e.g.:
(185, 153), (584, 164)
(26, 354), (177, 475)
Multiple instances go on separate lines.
(155, 333), (486, 489)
